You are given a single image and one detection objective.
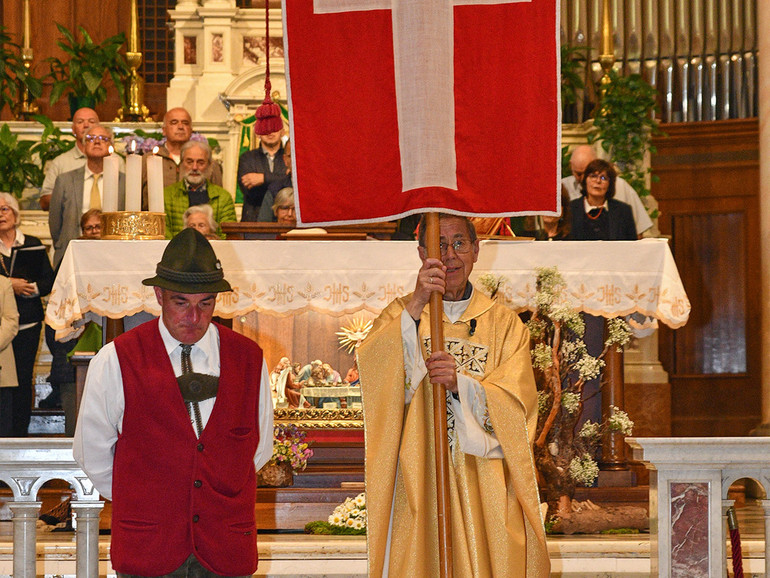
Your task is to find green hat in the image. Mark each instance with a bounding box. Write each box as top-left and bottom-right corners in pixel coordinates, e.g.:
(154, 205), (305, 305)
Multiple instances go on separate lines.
(142, 228), (232, 294)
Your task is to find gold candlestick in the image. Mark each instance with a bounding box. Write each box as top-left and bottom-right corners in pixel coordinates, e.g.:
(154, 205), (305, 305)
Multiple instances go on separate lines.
(598, 0), (616, 99)
(14, 0), (39, 120)
(116, 0), (152, 121)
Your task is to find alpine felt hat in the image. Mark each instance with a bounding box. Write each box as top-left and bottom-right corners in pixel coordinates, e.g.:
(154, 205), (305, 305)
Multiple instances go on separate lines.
(142, 228), (232, 294)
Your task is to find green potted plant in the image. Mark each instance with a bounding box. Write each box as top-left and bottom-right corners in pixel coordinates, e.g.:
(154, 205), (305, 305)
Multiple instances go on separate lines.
(0, 115), (75, 198)
(589, 69), (662, 218)
(46, 23), (130, 116)
(0, 27), (43, 116)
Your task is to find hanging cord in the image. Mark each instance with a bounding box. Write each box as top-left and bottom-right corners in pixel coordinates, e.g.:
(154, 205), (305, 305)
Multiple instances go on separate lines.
(255, 0), (283, 135)
(726, 506), (743, 578)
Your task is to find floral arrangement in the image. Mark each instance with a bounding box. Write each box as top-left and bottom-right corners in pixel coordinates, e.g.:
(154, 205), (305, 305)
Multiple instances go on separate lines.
(527, 266), (633, 521)
(477, 272), (507, 300)
(329, 492), (367, 531)
(119, 130), (213, 155)
(269, 423), (313, 472)
(305, 492), (367, 535)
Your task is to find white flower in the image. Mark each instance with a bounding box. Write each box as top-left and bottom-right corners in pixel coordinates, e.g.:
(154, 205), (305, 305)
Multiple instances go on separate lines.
(605, 317), (632, 348)
(531, 343), (553, 370)
(608, 406), (634, 435)
(579, 420), (601, 439)
(561, 392), (581, 415)
(569, 454), (599, 486)
(574, 355), (605, 381)
(354, 493), (366, 508)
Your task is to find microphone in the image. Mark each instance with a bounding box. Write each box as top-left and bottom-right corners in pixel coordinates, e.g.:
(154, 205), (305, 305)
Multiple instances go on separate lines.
(469, 319), (477, 336)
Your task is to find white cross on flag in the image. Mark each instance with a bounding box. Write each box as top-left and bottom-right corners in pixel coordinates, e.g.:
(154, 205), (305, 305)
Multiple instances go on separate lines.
(283, 0), (560, 226)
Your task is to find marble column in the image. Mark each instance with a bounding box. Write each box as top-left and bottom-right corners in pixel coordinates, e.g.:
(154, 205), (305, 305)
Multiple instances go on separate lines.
(721, 500), (735, 578)
(72, 500), (105, 578)
(760, 0), (770, 425)
(9, 501), (41, 578)
(761, 499), (770, 578)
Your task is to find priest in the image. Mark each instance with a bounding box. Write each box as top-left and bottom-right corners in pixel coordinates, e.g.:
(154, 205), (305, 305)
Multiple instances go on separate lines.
(357, 214), (550, 577)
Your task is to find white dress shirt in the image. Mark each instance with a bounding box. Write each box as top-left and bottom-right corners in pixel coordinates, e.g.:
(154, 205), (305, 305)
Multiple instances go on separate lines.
(73, 319), (274, 500)
(81, 167), (103, 212)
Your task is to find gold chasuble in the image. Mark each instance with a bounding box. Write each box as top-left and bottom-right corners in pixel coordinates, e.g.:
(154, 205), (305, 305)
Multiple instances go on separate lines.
(358, 289), (550, 577)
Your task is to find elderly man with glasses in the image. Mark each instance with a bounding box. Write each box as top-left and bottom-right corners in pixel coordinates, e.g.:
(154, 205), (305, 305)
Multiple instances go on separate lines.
(357, 214), (550, 577)
(49, 124), (126, 269)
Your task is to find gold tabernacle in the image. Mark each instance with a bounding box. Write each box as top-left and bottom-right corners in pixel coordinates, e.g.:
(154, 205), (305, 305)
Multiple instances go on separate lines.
(101, 212), (165, 240)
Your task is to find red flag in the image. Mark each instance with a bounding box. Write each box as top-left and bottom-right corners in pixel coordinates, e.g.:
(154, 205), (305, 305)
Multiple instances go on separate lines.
(284, 0), (560, 226)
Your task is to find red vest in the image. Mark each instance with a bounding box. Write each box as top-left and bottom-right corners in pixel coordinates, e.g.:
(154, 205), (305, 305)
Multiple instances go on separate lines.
(111, 319), (263, 576)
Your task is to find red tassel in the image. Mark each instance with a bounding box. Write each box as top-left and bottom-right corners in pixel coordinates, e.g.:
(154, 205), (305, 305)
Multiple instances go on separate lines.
(255, 0), (283, 136)
(255, 97), (283, 135)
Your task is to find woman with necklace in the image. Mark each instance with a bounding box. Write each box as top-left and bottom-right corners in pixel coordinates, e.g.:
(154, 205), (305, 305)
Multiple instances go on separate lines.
(568, 159), (636, 241)
(0, 193), (54, 436)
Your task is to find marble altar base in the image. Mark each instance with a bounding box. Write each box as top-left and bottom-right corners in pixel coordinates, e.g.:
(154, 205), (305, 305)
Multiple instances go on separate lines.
(0, 528), (767, 576)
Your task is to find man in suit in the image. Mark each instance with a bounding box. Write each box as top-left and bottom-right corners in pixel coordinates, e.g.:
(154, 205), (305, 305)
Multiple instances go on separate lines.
(49, 125), (126, 269)
(237, 128), (287, 222)
(39, 107), (99, 211)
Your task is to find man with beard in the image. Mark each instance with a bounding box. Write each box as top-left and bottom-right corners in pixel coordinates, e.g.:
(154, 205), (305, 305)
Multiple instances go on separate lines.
(152, 107), (223, 189)
(164, 141), (236, 239)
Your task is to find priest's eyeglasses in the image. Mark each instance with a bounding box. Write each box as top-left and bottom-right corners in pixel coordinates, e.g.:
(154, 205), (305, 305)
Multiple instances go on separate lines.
(439, 239), (473, 255)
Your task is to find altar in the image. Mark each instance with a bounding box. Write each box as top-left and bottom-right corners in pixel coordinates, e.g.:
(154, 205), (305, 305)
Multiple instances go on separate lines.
(46, 237), (689, 335)
(45, 237), (689, 434)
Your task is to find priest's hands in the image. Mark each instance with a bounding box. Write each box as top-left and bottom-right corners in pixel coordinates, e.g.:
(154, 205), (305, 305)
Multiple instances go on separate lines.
(406, 258), (446, 320)
(426, 351), (458, 393)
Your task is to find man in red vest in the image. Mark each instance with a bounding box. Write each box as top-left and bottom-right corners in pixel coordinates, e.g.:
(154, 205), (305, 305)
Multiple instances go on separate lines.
(73, 228), (274, 577)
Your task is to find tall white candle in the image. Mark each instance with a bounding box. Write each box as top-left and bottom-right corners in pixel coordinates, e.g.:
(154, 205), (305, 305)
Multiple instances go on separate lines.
(102, 155), (120, 212)
(125, 153), (142, 212)
(147, 147), (164, 213)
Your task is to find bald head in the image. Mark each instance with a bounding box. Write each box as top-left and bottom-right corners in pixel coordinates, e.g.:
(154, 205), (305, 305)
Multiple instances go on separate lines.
(162, 107), (193, 151)
(569, 145), (598, 182)
(71, 107), (99, 146)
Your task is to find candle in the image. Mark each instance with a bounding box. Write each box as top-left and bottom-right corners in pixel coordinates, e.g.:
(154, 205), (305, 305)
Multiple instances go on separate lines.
(147, 147), (164, 213)
(23, 0), (30, 50)
(102, 155), (119, 212)
(125, 150), (142, 212)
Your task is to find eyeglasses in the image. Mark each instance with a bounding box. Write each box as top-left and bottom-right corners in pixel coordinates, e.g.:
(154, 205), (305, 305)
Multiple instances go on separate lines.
(439, 239), (473, 256)
(586, 173), (609, 182)
(277, 205), (295, 212)
(83, 224), (101, 232)
(85, 134), (111, 143)
(0, 206), (12, 214)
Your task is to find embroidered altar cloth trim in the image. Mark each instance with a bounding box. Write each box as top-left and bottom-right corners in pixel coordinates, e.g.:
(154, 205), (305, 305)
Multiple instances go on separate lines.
(45, 238), (690, 338)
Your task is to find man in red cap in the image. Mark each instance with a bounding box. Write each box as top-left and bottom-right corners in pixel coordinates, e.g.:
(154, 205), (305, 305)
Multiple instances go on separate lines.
(74, 228), (273, 577)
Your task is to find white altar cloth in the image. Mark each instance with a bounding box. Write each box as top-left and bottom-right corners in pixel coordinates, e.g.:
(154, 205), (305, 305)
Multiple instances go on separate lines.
(46, 238), (690, 337)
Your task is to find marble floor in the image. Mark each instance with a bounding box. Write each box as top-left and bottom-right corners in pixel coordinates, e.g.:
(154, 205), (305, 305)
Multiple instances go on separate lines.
(0, 499), (762, 577)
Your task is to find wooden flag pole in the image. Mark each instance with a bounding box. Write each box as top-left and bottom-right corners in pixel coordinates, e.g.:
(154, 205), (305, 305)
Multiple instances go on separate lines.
(425, 212), (453, 578)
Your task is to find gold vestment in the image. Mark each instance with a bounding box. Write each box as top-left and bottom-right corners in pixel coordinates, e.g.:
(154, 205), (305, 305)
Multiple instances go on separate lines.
(358, 289), (550, 577)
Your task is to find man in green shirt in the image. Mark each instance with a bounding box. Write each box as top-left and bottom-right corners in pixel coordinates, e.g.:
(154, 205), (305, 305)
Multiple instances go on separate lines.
(164, 141), (236, 239)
